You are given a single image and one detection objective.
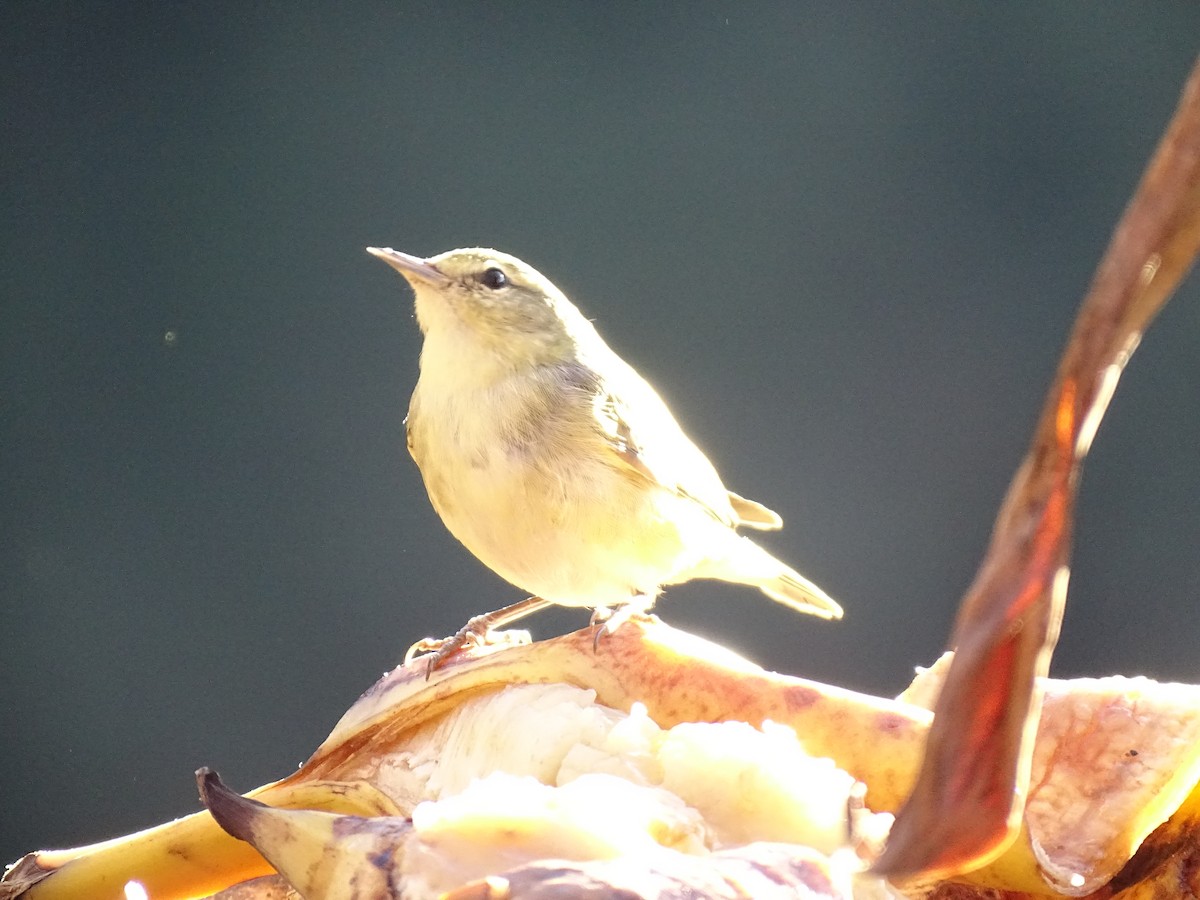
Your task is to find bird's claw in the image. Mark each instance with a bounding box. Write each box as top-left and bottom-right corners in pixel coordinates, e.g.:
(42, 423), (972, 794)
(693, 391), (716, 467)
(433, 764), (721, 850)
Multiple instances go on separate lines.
(404, 619), (533, 679)
(589, 603), (652, 651)
(403, 597), (551, 679)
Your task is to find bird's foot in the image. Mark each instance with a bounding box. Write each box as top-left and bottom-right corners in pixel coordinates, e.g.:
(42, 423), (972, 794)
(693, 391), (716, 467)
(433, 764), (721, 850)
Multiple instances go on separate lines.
(589, 601), (654, 651)
(403, 625), (531, 678)
(404, 596), (552, 679)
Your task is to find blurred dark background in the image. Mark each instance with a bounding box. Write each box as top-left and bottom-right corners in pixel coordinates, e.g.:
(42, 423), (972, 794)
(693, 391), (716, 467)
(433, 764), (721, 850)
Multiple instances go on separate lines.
(3, 3), (1198, 865)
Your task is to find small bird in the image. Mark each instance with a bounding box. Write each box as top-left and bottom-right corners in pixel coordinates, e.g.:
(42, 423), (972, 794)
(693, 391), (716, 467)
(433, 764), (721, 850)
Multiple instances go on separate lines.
(368, 246), (842, 661)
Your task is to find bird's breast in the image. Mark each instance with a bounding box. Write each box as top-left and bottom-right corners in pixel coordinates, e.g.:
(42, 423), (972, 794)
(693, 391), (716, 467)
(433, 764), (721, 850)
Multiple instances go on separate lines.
(409, 375), (569, 523)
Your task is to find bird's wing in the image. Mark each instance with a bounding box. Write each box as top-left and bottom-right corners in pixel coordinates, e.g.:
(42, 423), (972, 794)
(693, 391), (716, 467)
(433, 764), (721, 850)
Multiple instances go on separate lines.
(589, 370), (740, 531)
(726, 490), (783, 531)
(403, 398), (418, 459)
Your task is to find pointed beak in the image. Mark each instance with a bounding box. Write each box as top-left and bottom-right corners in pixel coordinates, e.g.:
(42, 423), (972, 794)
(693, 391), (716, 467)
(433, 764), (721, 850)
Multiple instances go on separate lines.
(366, 247), (450, 285)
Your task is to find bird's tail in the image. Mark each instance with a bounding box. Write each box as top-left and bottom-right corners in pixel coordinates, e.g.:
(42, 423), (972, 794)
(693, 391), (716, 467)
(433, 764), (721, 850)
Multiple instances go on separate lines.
(757, 566), (844, 620)
(699, 537), (843, 620)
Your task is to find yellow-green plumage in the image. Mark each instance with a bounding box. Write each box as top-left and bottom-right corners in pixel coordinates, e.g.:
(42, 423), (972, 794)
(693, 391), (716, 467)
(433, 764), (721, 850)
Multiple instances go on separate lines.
(369, 246), (842, 622)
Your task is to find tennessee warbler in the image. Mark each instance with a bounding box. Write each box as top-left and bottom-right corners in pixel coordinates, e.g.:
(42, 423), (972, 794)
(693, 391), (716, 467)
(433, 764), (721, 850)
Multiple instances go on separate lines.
(368, 246), (842, 650)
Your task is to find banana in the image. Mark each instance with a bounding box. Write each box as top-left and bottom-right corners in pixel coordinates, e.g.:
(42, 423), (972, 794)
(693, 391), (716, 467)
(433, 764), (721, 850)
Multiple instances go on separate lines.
(1100, 781), (1200, 900)
(2, 622), (920, 900)
(199, 763), (864, 900)
(5, 779), (399, 900)
(293, 620), (931, 813)
(902, 653), (1200, 896)
(435, 845), (855, 900)
(7, 620), (1200, 900)
(197, 763), (862, 899)
(197, 768), (411, 900)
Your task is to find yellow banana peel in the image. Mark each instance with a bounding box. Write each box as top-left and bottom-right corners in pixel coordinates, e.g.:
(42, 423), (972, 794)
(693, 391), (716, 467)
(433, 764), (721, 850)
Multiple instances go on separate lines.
(3, 779), (399, 900)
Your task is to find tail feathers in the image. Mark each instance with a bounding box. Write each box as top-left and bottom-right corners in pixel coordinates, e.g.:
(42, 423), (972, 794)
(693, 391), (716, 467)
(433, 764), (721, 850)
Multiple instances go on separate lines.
(759, 568), (843, 620)
(701, 536), (843, 620)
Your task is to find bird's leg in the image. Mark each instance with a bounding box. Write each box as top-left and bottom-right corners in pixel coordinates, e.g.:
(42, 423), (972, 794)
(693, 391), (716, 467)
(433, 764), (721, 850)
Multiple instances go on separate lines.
(589, 594), (655, 651)
(405, 596), (553, 679)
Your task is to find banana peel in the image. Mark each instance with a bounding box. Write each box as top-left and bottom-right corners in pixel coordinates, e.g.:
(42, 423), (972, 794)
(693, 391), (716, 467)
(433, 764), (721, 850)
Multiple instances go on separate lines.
(197, 769), (414, 900)
(7, 618), (1200, 900)
(199, 765), (856, 900)
(901, 652), (1200, 896)
(1, 779), (400, 900)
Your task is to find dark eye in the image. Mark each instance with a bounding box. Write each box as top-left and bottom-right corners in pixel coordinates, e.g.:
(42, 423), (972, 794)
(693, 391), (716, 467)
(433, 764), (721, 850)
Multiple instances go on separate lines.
(480, 267), (507, 289)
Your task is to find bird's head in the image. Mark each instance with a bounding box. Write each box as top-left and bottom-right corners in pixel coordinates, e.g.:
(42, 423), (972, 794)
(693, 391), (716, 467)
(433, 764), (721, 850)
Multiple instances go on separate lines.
(367, 247), (593, 371)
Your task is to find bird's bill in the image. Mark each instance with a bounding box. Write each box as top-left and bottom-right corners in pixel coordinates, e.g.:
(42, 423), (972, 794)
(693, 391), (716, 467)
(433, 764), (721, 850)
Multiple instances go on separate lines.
(366, 247), (450, 285)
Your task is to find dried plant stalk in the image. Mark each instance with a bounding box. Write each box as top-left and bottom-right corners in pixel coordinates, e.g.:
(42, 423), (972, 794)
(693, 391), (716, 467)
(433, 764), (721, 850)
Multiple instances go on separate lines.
(875, 55), (1200, 884)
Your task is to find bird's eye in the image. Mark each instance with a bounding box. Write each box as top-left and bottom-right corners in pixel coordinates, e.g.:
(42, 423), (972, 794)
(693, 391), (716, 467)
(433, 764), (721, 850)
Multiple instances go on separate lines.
(480, 267), (508, 289)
